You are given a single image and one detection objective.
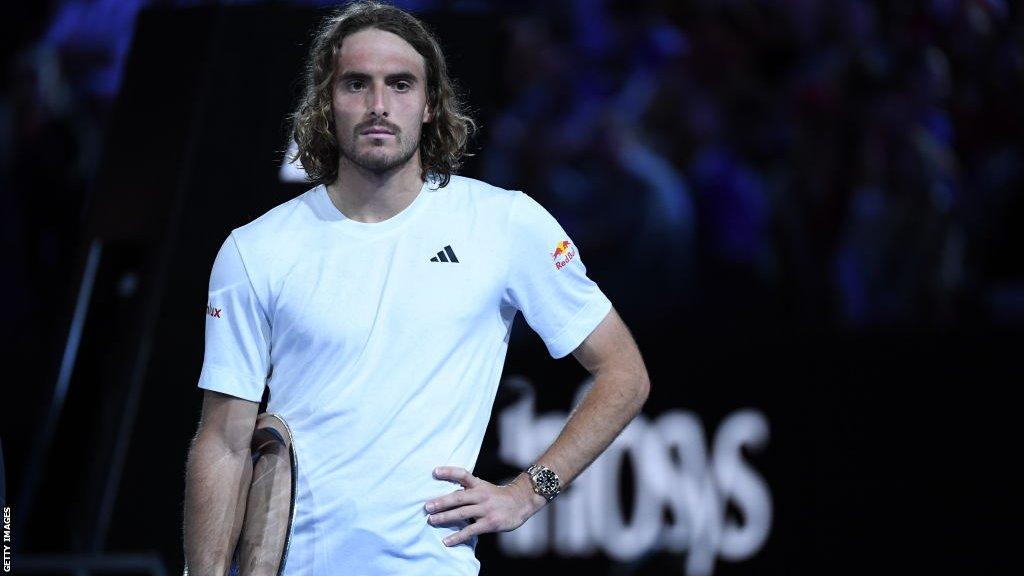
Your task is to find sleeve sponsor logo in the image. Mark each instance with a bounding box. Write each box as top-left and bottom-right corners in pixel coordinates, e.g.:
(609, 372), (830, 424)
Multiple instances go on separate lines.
(551, 240), (576, 270)
(205, 302), (222, 318)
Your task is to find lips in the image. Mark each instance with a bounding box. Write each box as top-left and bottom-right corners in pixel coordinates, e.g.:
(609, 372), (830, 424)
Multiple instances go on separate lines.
(360, 124), (397, 136)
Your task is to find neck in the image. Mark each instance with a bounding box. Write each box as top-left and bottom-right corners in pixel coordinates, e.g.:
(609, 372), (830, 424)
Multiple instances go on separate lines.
(326, 154), (427, 223)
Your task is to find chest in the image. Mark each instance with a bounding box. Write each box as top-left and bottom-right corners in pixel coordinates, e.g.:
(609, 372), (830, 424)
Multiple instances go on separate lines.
(270, 228), (507, 349)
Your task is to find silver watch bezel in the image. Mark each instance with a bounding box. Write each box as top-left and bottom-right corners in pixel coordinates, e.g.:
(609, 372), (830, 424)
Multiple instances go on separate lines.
(527, 464), (560, 501)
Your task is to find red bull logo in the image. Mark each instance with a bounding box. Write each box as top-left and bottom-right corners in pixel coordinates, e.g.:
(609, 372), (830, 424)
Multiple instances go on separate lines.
(551, 240), (576, 270)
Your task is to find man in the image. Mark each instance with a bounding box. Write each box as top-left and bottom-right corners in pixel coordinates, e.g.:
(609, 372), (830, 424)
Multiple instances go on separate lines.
(183, 2), (650, 575)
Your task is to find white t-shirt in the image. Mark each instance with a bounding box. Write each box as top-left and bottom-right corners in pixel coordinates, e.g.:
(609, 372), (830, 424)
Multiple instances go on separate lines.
(198, 174), (612, 575)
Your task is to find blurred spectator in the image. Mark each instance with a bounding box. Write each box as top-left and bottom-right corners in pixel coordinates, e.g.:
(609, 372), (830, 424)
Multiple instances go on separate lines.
(6, 0), (1023, 334)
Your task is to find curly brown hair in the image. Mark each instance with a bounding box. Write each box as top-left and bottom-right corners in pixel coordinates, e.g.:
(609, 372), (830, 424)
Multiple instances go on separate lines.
(288, 1), (476, 187)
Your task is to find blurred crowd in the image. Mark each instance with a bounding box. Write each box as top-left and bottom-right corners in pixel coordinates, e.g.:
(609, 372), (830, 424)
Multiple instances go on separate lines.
(480, 0), (1022, 329)
(4, 0), (1022, 338)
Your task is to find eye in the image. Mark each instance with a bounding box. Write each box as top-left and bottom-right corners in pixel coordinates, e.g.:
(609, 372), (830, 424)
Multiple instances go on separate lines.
(392, 80), (412, 92)
(345, 79), (365, 92)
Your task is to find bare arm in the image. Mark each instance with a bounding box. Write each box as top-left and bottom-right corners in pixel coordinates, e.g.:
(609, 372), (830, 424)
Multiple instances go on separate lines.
(183, 390), (260, 576)
(427, 305), (651, 544)
(508, 305), (651, 509)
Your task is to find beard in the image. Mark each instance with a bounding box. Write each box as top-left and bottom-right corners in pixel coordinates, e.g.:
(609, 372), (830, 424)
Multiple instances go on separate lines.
(338, 120), (421, 174)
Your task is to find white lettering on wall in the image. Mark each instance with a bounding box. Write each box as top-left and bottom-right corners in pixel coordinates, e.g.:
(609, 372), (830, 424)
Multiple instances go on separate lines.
(497, 376), (772, 576)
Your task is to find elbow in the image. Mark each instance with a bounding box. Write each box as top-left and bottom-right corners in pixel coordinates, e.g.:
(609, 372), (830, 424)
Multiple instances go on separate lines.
(188, 427), (251, 470)
(637, 375), (650, 412)
(632, 345), (651, 405)
(633, 365), (651, 415)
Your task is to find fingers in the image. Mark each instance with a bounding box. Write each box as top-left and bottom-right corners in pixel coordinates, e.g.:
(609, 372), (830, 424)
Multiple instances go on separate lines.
(442, 517), (491, 547)
(433, 466), (479, 488)
(427, 504), (484, 527)
(428, 466), (496, 547)
(425, 486), (482, 513)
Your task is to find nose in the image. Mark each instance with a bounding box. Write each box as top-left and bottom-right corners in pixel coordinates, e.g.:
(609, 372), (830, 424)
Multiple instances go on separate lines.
(368, 81), (389, 119)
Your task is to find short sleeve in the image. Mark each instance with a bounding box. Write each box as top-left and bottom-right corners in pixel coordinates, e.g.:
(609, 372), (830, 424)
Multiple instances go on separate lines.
(505, 192), (612, 359)
(197, 233), (271, 402)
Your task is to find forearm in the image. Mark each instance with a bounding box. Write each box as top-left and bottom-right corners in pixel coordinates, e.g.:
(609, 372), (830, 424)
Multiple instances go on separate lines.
(512, 368), (649, 510)
(183, 436), (253, 576)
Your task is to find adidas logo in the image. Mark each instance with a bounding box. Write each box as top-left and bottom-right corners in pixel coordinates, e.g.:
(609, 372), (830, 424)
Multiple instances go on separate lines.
(430, 245), (460, 263)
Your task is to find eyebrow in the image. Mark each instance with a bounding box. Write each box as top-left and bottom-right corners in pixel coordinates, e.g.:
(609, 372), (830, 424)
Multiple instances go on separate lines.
(338, 71), (419, 84)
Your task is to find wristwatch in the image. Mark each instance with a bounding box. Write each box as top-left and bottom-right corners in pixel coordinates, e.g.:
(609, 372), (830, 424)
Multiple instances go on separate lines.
(526, 464), (561, 502)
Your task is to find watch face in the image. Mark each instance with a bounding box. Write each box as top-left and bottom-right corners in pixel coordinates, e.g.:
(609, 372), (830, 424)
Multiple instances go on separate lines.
(534, 469), (559, 495)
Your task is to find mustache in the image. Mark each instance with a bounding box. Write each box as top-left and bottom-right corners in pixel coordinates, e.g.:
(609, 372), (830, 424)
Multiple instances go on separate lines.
(355, 120), (400, 135)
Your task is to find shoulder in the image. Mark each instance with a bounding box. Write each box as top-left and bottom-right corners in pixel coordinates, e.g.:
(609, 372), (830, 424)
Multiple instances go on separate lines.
(233, 185), (319, 238)
(433, 175), (550, 232)
(436, 175), (561, 232)
(436, 174), (521, 209)
(229, 185), (321, 264)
